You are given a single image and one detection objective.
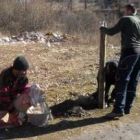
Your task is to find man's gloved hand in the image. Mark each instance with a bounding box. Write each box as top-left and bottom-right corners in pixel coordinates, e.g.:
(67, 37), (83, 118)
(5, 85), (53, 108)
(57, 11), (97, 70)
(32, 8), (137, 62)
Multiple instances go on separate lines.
(100, 26), (105, 31)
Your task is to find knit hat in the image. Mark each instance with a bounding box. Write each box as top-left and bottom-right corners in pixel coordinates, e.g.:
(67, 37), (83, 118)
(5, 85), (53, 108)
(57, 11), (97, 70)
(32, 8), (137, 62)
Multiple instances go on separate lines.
(13, 56), (29, 70)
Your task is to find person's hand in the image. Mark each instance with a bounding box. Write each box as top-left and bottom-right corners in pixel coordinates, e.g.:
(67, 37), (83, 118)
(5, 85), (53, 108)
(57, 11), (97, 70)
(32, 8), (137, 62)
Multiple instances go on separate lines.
(100, 26), (105, 31)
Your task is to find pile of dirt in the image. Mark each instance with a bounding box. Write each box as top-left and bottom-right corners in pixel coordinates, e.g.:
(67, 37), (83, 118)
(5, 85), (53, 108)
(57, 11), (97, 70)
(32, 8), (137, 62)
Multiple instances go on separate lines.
(50, 92), (98, 118)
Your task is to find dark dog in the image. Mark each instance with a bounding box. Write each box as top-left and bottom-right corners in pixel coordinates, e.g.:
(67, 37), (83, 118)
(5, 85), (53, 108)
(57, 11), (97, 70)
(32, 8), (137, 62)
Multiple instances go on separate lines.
(93, 60), (118, 106)
(50, 60), (119, 117)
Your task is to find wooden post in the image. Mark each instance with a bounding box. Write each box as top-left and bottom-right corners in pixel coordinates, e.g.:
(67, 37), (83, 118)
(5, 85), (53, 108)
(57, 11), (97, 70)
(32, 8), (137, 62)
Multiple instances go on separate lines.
(98, 21), (106, 109)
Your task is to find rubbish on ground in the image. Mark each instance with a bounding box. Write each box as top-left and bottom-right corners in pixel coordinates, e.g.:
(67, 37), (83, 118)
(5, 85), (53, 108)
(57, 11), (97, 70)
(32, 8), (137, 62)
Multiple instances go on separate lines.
(0, 31), (78, 46)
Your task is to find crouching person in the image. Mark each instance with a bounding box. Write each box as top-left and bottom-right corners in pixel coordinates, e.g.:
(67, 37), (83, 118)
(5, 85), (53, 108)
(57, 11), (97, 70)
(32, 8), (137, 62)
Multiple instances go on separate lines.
(104, 60), (118, 105)
(0, 56), (31, 128)
(96, 60), (118, 107)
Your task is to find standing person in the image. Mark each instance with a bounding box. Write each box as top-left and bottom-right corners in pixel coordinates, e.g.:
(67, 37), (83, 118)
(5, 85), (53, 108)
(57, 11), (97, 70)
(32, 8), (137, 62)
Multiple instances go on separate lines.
(0, 55), (31, 128)
(100, 4), (140, 118)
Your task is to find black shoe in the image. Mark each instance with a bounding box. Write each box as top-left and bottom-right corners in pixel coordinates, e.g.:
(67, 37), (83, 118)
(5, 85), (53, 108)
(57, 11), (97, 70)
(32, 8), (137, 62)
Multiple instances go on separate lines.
(106, 111), (124, 119)
(108, 98), (115, 104)
(125, 110), (130, 114)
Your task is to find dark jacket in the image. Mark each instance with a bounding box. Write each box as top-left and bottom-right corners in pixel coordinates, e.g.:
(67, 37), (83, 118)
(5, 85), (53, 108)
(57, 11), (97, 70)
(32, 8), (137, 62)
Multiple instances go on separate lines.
(0, 67), (30, 113)
(104, 14), (140, 54)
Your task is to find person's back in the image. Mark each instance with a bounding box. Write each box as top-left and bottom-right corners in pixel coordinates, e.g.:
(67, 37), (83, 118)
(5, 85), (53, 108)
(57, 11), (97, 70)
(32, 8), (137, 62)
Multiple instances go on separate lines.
(120, 15), (140, 49)
(104, 12), (140, 54)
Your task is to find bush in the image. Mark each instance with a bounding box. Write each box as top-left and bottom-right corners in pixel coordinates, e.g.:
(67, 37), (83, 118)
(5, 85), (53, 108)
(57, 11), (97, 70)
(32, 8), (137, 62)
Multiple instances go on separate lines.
(0, 0), (119, 44)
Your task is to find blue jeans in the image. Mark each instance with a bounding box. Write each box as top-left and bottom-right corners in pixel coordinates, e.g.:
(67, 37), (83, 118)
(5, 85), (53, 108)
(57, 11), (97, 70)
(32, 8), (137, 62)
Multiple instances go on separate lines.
(113, 53), (140, 114)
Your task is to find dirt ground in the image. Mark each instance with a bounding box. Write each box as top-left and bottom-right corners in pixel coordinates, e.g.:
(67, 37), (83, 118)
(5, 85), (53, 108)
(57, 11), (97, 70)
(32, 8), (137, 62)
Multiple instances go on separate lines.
(0, 42), (140, 140)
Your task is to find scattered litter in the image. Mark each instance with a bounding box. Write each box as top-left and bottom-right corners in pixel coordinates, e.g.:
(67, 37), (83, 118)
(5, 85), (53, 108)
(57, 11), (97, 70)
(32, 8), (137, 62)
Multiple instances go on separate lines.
(0, 31), (79, 46)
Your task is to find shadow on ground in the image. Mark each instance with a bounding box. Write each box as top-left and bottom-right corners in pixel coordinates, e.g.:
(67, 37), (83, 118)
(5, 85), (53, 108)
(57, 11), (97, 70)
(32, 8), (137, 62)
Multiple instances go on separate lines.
(0, 95), (115, 140)
(0, 116), (114, 140)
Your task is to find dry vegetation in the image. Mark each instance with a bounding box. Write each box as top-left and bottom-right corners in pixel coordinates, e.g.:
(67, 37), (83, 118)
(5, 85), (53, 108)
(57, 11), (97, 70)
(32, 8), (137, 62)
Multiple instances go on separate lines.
(0, 0), (119, 36)
(0, 1), (140, 140)
(1, 38), (140, 140)
(0, 39), (122, 140)
(0, 41), (120, 105)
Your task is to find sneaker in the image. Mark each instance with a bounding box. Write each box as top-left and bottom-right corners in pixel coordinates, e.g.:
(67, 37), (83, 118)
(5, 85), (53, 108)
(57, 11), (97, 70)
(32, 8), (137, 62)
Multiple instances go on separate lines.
(106, 111), (124, 119)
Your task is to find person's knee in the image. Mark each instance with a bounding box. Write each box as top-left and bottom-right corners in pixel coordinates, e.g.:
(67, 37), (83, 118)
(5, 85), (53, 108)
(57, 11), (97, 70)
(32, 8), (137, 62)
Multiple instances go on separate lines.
(14, 93), (31, 112)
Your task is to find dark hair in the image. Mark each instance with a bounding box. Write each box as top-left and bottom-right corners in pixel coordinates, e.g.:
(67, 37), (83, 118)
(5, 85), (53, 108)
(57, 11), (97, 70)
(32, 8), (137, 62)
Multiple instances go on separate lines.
(125, 4), (137, 14)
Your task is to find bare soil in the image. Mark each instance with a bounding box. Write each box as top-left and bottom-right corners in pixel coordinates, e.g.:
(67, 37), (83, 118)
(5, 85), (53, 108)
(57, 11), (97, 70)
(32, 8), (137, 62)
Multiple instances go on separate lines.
(0, 42), (140, 140)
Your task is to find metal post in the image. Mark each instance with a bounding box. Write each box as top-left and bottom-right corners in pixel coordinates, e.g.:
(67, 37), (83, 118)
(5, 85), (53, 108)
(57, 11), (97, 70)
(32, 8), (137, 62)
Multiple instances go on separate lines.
(98, 21), (107, 109)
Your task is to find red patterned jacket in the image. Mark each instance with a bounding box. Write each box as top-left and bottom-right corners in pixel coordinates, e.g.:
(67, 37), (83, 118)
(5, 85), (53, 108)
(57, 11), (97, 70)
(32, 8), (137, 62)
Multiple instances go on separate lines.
(0, 66), (30, 114)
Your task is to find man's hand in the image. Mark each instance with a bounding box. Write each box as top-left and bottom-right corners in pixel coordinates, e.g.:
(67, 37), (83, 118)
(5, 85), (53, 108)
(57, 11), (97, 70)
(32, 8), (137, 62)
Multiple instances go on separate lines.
(100, 26), (105, 31)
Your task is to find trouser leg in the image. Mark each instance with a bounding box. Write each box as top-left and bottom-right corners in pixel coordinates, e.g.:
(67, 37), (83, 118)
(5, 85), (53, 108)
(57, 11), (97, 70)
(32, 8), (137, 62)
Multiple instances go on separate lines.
(113, 54), (140, 114)
(125, 59), (140, 112)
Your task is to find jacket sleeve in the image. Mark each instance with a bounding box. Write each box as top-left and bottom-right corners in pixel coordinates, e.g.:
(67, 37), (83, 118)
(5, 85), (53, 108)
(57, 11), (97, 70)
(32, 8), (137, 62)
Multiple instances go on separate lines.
(104, 17), (125, 36)
(17, 76), (30, 95)
(0, 84), (30, 114)
(0, 71), (11, 112)
(0, 86), (14, 113)
(0, 70), (15, 113)
(19, 83), (30, 94)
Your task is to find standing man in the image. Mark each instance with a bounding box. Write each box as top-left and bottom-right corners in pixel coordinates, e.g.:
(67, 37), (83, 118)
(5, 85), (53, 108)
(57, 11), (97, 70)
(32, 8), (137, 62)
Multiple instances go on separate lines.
(101, 4), (140, 118)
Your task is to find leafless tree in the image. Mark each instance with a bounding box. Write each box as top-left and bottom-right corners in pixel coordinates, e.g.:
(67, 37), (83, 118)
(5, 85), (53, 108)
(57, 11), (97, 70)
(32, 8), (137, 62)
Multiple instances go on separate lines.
(25, 0), (28, 11)
(67, 0), (72, 11)
(84, 0), (87, 10)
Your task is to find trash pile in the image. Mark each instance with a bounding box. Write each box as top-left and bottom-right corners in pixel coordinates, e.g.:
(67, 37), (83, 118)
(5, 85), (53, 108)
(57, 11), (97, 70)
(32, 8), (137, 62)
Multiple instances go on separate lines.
(0, 31), (78, 46)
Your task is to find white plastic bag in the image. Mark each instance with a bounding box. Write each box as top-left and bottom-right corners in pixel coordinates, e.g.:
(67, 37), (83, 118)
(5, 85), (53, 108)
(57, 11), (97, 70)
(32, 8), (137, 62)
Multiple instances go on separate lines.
(27, 102), (53, 126)
(29, 84), (45, 107)
(27, 84), (53, 126)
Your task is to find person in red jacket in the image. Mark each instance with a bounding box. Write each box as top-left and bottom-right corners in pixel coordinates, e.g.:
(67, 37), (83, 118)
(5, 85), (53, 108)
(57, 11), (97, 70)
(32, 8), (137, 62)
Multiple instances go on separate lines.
(0, 55), (31, 128)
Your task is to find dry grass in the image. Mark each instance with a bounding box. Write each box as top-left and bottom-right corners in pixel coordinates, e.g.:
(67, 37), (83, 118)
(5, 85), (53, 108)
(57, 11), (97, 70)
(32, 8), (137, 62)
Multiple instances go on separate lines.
(0, 0), (120, 41)
(0, 40), (120, 106)
(1, 41), (140, 140)
(0, 1), (140, 139)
